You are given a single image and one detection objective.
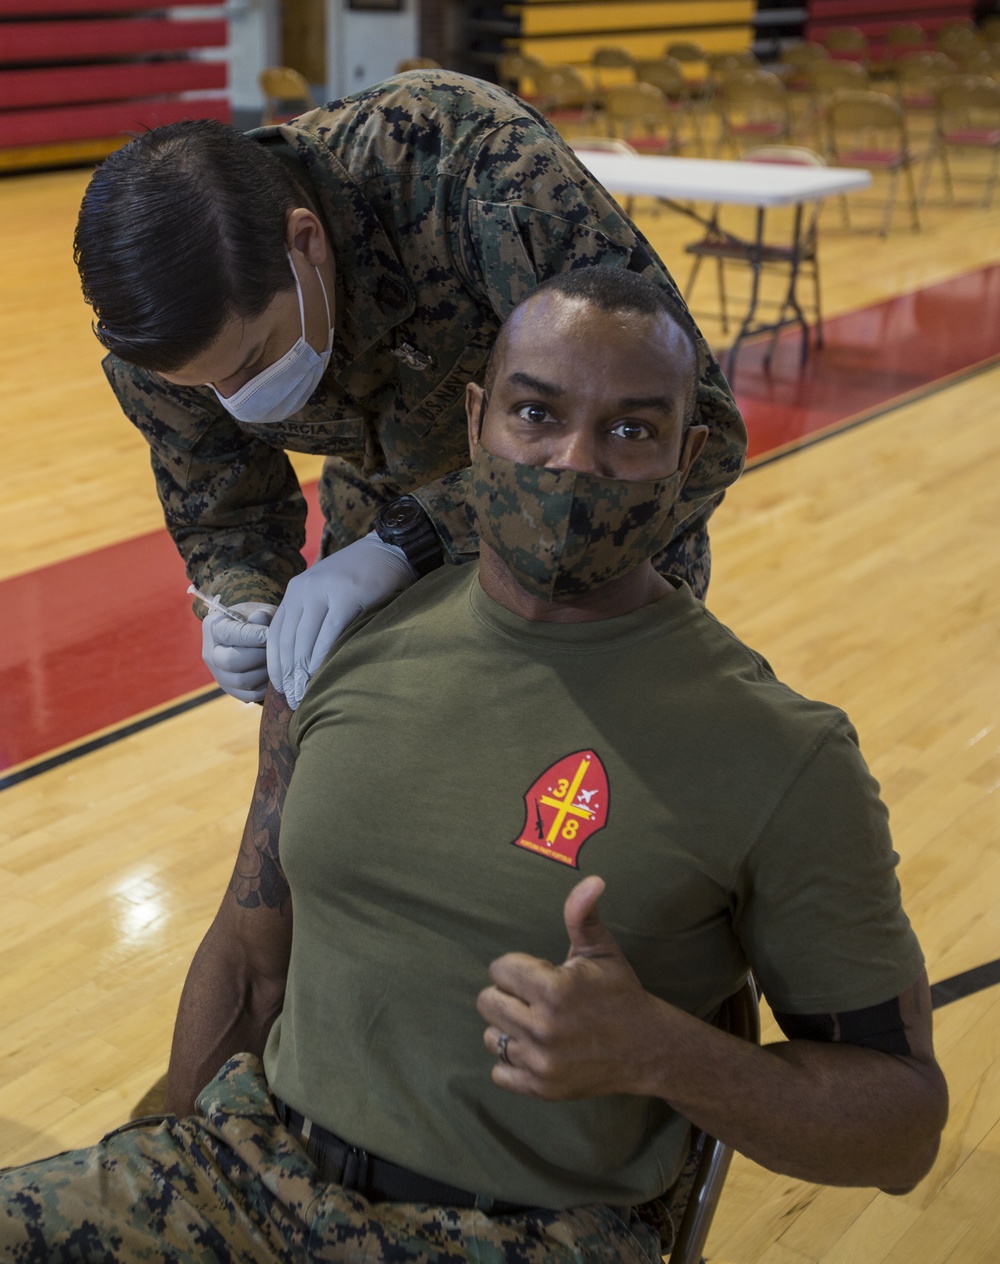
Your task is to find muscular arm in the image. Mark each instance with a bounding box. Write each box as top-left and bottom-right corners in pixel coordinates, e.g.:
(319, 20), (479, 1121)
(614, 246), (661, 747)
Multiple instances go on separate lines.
(635, 972), (946, 1193)
(478, 878), (948, 1195)
(164, 686), (296, 1115)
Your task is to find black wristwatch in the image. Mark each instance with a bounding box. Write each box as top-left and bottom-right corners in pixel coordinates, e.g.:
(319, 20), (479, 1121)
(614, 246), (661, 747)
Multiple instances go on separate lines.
(373, 495), (444, 577)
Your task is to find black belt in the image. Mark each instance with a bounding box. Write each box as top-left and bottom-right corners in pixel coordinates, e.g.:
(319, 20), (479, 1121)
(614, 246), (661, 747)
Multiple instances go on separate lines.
(274, 1100), (536, 1214)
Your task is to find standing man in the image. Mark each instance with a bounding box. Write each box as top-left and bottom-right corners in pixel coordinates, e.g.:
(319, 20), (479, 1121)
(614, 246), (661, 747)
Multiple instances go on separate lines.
(73, 70), (746, 708)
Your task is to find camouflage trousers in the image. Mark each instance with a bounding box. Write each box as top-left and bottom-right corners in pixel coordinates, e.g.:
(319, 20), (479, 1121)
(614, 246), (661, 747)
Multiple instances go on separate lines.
(0, 1054), (666, 1264)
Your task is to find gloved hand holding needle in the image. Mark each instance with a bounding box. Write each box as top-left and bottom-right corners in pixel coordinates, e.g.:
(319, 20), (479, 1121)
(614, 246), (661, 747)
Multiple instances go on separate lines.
(189, 529), (416, 708)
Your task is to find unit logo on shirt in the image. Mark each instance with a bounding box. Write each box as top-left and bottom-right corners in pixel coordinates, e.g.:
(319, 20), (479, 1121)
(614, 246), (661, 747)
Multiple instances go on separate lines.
(513, 750), (610, 867)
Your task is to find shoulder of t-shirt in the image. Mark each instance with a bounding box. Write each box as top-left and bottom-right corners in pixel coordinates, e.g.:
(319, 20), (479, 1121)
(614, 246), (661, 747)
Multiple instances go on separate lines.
(682, 595), (859, 745)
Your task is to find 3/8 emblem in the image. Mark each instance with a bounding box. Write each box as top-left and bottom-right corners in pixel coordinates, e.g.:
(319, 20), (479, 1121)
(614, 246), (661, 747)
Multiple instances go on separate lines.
(513, 750), (610, 867)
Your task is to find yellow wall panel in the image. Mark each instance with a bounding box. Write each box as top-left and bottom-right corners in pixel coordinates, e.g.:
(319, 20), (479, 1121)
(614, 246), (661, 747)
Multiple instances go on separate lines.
(514, 26), (754, 64)
(513, 1), (753, 37)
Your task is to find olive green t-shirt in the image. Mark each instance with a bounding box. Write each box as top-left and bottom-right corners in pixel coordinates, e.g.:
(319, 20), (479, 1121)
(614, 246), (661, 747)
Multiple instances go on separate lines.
(264, 565), (923, 1209)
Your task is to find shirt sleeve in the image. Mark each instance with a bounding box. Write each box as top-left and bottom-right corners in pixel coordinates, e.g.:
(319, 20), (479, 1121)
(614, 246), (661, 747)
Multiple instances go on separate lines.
(734, 716), (925, 1015)
(104, 354), (309, 608)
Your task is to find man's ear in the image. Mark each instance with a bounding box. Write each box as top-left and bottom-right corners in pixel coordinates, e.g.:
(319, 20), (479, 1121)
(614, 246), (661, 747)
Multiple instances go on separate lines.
(286, 207), (327, 266)
(678, 425), (708, 484)
(466, 381), (485, 458)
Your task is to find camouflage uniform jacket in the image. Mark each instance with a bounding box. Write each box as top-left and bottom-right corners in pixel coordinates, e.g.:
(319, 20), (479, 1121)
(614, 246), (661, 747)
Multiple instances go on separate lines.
(103, 70), (747, 608)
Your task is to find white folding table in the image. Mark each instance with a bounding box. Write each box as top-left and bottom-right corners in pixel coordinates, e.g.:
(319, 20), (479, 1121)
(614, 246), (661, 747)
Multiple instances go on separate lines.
(573, 151), (872, 377)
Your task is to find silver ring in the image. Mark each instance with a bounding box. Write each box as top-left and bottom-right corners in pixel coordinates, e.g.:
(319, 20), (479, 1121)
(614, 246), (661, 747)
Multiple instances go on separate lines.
(496, 1033), (511, 1064)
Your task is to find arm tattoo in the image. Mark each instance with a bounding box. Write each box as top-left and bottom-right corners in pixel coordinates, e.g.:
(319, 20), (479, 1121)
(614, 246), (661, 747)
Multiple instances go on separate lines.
(230, 687), (295, 912)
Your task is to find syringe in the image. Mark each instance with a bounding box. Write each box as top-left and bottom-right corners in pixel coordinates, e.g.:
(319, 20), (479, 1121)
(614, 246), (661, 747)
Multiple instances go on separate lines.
(186, 584), (251, 623)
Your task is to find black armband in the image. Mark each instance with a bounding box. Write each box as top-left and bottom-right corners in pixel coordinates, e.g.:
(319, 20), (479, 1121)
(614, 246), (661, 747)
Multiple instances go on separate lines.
(774, 996), (911, 1057)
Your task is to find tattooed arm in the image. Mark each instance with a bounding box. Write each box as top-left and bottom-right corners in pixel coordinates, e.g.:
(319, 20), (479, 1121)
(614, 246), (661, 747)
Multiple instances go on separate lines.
(165, 686), (296, 1116)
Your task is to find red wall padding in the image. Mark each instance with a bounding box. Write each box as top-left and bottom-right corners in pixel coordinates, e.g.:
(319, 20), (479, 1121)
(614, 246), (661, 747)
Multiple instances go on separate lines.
(0, 0), (212, 12)
(0, 97), (231, 148)
(0, 61), (226, 110)
(810, 0), (970, 16)
(806, 0), (975, 56)
(2, 19), (227, 64)
(0, 4), (229, 155)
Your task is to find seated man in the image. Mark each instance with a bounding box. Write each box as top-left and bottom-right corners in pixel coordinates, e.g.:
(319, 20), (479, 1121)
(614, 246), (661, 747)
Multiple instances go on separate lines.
(0, 268), (947, 1263)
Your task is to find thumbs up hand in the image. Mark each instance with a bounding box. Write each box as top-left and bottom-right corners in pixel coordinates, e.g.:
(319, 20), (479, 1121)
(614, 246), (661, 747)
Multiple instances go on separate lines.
(476, 876), (663, 1101)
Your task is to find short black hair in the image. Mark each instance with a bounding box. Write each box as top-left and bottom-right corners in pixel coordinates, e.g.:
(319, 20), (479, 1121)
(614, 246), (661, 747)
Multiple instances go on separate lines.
(74, 119), (303, 373)
(484, 266), (699, 421)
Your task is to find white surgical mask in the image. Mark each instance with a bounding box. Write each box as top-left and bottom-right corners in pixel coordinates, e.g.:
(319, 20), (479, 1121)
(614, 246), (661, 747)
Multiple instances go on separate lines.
(213, 253), (333, 424)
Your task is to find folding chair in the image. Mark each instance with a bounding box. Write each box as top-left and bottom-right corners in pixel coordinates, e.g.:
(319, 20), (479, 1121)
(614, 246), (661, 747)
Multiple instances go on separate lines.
(806, 59), (868, 145)
(603, 82), (685, 156)
(713, 71), (792, 156)
(635, 57), (703, 152)
(708, 50), (759, 77)
(533, 64), (597, 135)
(884, 21), (928, 61)
(935, 24), (980, 60)
(921, 73), (1000, 207)
(822, 26), (870, 68)
(780, 41), (830, 94)
(665, 976), (761, 1264)
(892, 51), (958, 114)
(592, 45), (635, 91)
(825, 89), (920, 235)
(258, 67), (315, 126)
(496, 51), (545, 101)
(665, 41), (710, 98)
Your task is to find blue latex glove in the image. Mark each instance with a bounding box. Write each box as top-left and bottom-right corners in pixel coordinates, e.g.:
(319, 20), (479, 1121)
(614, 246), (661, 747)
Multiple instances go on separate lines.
(201, 602), (276, 703)
(267, 532), (416, 709)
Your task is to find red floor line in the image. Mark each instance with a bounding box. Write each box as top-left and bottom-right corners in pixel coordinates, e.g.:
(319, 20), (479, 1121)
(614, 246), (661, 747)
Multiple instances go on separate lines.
(744, 348), (1000, 469)
(3, 262), (1000, 775)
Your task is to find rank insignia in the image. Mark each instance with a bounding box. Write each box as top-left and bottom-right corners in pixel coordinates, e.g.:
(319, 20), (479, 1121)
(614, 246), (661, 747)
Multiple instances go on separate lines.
(391, 341), (434, 371)
(513, 750), (610, 867)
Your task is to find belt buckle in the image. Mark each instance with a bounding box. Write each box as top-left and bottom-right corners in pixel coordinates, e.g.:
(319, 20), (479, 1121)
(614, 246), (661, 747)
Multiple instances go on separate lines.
(340, 1143), (371, 1195)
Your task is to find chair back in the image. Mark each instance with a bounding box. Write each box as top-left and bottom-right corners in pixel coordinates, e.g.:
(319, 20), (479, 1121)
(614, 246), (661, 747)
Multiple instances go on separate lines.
(716, 70), (792, 151)
(634, 57), (688, 101)
(708, 50), (758, 75)
(826, 88), (909, 160)
(591, 45), (636, 91)
(885, 21), (927, 56)
(571, 136), (637, 155)
(950, 46), (996, 75)
(893, 51), (958, 109)
(496, 50), (543, 93)
(667, 976), (761, 1264)
(822, 26), (869, 62)
(743, 143), (826, 166)
(936, 73), (1000, 130)
(808, 59), (868, 94)
(258, 67), (314, 126)
(603, 82), (679, 151)
(592, 45), (634, 69)
(533, 64), (594, 128)
(935, 24), (980, 57)
(781, 41), (829, 70)
(666, 40), (707, 63)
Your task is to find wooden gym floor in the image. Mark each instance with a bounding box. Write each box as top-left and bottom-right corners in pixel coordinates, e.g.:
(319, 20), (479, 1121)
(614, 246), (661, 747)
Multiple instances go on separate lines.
(1, 150), (999, 1262)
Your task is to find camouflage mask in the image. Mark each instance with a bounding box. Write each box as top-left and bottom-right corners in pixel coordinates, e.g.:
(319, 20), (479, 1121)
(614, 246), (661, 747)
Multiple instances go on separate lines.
(469, 442), (684, 602)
